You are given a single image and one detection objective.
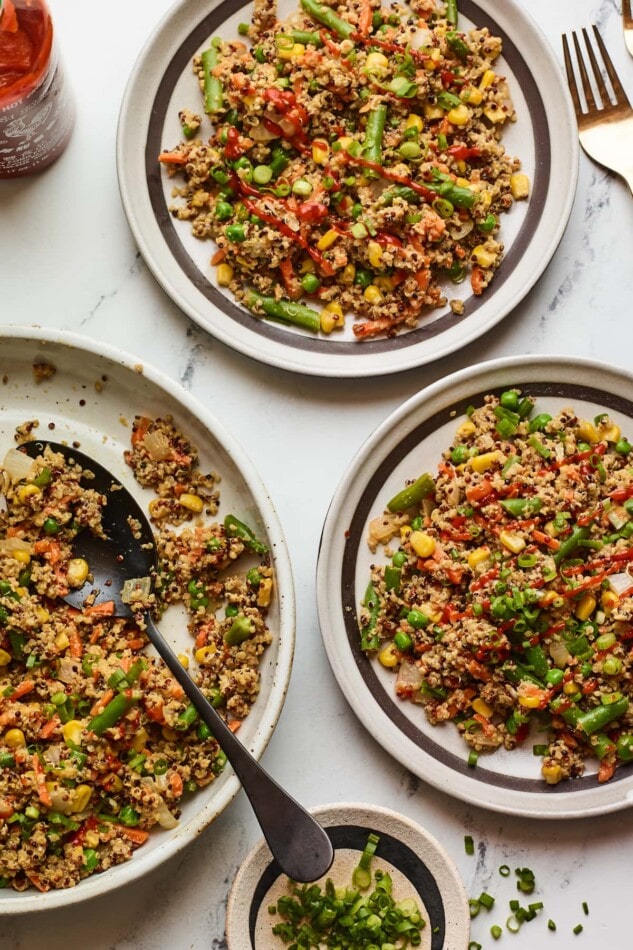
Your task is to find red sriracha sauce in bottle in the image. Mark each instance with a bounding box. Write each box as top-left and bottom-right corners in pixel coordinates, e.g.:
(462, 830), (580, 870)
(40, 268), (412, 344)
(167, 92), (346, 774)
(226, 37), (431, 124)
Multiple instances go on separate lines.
(0, 0), (74, 177)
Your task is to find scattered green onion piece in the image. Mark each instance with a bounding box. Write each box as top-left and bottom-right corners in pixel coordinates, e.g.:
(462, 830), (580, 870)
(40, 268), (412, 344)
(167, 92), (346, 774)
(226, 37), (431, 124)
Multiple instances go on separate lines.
(464, 835), (475, 855)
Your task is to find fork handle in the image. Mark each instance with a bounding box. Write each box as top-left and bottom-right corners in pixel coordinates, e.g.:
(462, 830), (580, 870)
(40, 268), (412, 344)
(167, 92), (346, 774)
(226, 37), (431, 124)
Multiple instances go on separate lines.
(144, 613), (334, 883)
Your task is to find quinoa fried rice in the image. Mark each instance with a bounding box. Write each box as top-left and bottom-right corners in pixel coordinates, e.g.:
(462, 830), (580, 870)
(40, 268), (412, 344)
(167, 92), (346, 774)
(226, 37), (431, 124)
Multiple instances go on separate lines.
(159, 0), (528, 340)
(361, 392), (633, 786)
(0, 417), (273, 892)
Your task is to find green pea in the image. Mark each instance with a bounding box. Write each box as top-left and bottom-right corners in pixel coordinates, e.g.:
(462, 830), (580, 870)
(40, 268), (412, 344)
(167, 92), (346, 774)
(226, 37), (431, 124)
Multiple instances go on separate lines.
(479, 212), (497, 233)
(407, 609), (429, 629)
(237, 22), (249, 34)
(301, 273), (321, 294)
(399, 141), (422, 160)
(451, 445), (469, 464)
(43, 517), (60, 535)
(215, 201), (233, 221)
(615, 438), (632, 454)
(226, 223), (246, 243)
(354, 268), (373, 290)
(392, 550), (407, 568)
(499, 390), (520, 411)
(394, 631), (413, 652)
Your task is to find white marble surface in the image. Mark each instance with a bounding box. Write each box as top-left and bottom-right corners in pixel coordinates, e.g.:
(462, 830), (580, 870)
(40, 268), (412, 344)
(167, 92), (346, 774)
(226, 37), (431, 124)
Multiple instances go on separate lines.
(1, 0), (632, 946)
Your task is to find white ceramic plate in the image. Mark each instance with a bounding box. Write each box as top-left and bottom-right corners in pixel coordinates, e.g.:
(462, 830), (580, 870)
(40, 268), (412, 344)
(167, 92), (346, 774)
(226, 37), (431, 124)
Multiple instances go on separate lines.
(225, 802), (470, 950)
(0, 326), (295, 913)
(317, 355), (633, 818)
(117, 0), (578, 378)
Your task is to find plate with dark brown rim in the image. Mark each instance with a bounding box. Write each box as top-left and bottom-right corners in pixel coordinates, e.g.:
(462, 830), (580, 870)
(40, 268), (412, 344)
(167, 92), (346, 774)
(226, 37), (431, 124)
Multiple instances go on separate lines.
(316, 355), (633, 817)
(116, 0), (578, 378)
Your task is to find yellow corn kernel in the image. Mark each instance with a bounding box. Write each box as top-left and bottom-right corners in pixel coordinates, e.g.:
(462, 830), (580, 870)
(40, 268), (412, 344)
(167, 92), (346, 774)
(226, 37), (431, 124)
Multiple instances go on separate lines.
(312, 139), (330, 164)
(563, 680), (580, 696)
(299, 258), (315, 274)
(400, 525), (412, 541)
(456, 420), (477, 439)
(363, 285), (383, 305)
(195, 645), (217, 665)
(235, 256), (254, 270)
(477, 188), (492, 210)
(518, 690), (542, 709)
(177, 653), (189, 669)
(17, 484), (41, 503)
(479, 69), (496, 89)
(378, 642), (399, 668)
(447, 104), (471, 126)
(62, 720), (84, 746)
(55, 631), (70, 651)
(161, 726), (178, 741)
(317, 229), (339, 251)
(320, 302), (345, 334)
(36, 607), (50, 624)
(541, 763), (563, 785)
(257, 577), (273, 607)
(483, 104), (506, 124)
(67, 557), (89, 588)
(406, 113), (424, 131)
(367, 241), (383, 269)
(179, 492), (204, 513)
(4, 728), (26, 748)
(461, 84), (483, 105)
(470, 451), (500, 473)
(11, 549), (31, 565)
(365, 51), (389, 71)
(278, 42), (305, 60)
(499, 530), (526, 554)
(599, 422), (621, 442)
(509, 173), (529, 200)
(423, 101), (445, 120)
(468, 547), (491, 570)
(409, 531), (436, 558)
(472, 698), (494, 718)
(84, 830), (100, 849)
(601, 590), (620, 614)
(105, 773), (123, 792)
(374, 275), (395, 293)
(339, 136), (354, 152)
(216, 263), (234, 286)
(242, 95), (256, 108)
(471, 245), (497, 269)
(71, 784), (92, 813)
(576, 420), (600, 444)
(427, 609), (442, 623)
(456, 160), (466, 174)
(131, 727), (149, 752)
(575, 593), (596, 621)
(357, 175), (369, 187)
(539, 590), (558, 608)
(341, 263), (356, 285)
(455, 177), (470, 188)
(0, 649), (10, 666)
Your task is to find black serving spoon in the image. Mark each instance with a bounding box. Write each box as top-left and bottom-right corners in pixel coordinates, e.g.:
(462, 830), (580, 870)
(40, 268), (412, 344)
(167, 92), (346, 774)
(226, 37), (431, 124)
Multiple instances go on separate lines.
(21, 439), (333, 883)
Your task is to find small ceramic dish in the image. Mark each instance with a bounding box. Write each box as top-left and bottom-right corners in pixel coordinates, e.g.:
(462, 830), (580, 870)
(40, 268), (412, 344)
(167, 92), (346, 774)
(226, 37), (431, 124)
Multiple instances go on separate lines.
(225, 802), (470, 949)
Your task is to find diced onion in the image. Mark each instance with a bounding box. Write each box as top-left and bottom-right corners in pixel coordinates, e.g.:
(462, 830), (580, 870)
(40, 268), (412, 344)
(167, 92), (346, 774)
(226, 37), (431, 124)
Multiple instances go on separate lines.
(2, 448), (36, 483)
(154, 797), (179, 830)
(142, 430), (171, 461)
(549, 640), (572, 667)
(122, 576), (152, 603)
(410, 29), (432, 49)
(607, 572), (633, 596)
(249, 121), (279, 143)
(449, 220), (474, 241)
(0, 537), (33, 556)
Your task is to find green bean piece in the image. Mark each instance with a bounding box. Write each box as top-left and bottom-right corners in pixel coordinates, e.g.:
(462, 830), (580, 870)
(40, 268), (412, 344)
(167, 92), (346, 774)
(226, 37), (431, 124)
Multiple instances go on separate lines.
(553, 525), (590, 566)
(290, 28), (323, 46)
(427, 180), (477, 209)
(362, 104), (388, 167)
(32, 466), (52, 488)
(201, 45), (223, 114)
(224, 614), (255, 646)
(616, 733), (633, 762)
(176, 703), (198, 730)
(591, 732), (616, 759)
(223, 513), (269, 555)
(387, 472), (435, 512)
(384, 565), (401, 592)
(499, 497), (542, 518)
(300, 0), (355, 38)
(245, 289), (321, 333)
(88, 693), (138, 736)
(577, 697), (629, 735)
(361, 581), (381, 651)
(446, 0), (458, 26)
(446, 30), (469, 60)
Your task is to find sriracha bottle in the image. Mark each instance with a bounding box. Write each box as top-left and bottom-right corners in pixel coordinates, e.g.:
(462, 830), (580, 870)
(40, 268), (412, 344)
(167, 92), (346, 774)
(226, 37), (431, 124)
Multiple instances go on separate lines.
(0, 0), (74, 177)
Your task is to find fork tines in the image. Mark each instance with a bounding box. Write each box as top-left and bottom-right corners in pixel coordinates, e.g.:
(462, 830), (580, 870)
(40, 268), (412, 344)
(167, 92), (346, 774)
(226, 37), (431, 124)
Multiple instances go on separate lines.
(562, 25), (631, 119)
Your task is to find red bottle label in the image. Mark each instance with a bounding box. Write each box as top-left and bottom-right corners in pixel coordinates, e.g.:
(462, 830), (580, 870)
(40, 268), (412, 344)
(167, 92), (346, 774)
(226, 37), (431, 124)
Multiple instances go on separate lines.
(0, 41), (74, 177)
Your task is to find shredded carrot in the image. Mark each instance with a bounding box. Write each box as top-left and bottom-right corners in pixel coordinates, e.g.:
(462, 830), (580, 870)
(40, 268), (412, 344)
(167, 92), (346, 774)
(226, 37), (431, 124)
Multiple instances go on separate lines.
(211, 247), (228, 266)
(531, 529), (560, 550)
(39, 715), (60, 740)
(598, 759), (616, 783)
(89, 622), (104, 645)
(158, 150), (188, 165)
(470, 265), (485, 295)
(32, 755), (52, 807)
(169, 771), (184, 797)
(228, 719), (241, 733)
(84, 601), (115, 618)
(90, 689), (115, 716)
(11, 679), (35, 700)
(24, 872), (49, 892)
(467, 659), (492, 682)
(414, 268), (430, 291)
(68, 626), (83, 658)
(114, 825), (149, 845)
(145, 703), (165, 723)
(358, 0), (373, 35)
(125, 638), (146, 651)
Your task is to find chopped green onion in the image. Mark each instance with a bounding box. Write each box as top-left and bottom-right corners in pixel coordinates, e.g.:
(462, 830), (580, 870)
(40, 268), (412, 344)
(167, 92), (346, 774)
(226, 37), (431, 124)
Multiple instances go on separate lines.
(464, 834), (475, 855)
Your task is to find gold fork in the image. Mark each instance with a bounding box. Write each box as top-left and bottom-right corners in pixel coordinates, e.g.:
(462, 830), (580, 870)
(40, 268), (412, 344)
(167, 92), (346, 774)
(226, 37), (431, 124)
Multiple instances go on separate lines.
(562, 25), (633, 194)
(624, 0), (633, 56)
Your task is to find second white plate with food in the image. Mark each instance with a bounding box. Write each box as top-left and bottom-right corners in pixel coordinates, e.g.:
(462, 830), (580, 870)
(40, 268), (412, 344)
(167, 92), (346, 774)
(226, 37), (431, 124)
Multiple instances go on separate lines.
(317, 355), (633, 818)
(117, 0), (578, 377)
(0, 327), (295, 913)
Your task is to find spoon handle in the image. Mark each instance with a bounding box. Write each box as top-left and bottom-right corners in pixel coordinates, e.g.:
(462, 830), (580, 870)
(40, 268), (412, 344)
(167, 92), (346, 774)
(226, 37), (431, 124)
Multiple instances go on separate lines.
(144, 615), (333, 883)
